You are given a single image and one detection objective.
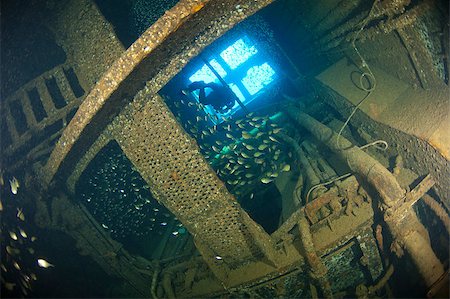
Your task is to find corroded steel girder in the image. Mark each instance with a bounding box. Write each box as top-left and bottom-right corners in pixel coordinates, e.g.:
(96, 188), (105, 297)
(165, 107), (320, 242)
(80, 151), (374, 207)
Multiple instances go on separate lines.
(39, 0), (282, 283)
(112, 92), (279, 273)
(41, 0), (274, 188)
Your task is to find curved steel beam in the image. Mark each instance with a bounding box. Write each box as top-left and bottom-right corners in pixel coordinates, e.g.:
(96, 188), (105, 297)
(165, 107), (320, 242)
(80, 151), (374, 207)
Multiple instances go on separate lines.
(41, 0), (274, 188)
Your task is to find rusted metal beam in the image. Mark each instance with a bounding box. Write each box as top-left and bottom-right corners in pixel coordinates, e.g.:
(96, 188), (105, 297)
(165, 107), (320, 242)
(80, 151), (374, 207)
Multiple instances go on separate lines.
(316, 0), (412, 47)
(313, 0), (362, 36)
(317, 0), (433, 55)
(112, 92), (280, 279)
(41, 0), (274, 188)
(19, 91), (38, 127)
(45, 0), (125, 88)
(3, 64), (84, 158)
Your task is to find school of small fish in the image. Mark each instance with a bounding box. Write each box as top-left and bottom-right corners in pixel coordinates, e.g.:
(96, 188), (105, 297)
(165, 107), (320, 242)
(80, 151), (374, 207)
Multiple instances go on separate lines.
(77, 142), (183, 242)
(1, 174), (43, 296)
(168, 96), (293, 201)
(0, 96), (294, 295)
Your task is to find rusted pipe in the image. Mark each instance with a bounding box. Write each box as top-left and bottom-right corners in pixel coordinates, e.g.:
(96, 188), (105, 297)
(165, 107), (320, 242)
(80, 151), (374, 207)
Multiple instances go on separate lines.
(356, 264), (394, 298)
(403, 228), (444, 287)
(151, 264), (160, 299)
(286, 106), (404, 208)
(162, 271), (176, 299)
(368, 264), (394, 294)
(422, 194), (450, 236)
(278, 133), (321, 203)
(298, 148), (322, 195)
(286, 106), (444, 288)
(298, 211), (333, 298)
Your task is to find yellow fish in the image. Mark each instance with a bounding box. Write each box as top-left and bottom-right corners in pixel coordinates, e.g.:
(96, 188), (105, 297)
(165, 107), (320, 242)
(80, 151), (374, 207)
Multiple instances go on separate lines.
(268, 136), (279, 143)
(282, 164), (291, 172)
(260, 177), (273, 184)
(272, 128), (282, 134)
(13, 261), (21, 270)
(240, 152), (250, 158)
(258, 144), (268, 151)
(242, 132), (252, 139)
(4, 282), (16, 291)
(19, 228), (27, 238)
(6, 246), (20, 255)
(244, 144), (255, 151)
(17, 208), (25, 221)
(9, 231), (18, 241)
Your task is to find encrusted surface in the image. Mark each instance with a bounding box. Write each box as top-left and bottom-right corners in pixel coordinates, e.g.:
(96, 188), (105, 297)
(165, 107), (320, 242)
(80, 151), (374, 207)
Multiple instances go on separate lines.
(42, 0), (274, 188)
(113, 93), (266, 267)
(317, 81), (450, 210)
(67, 131), (112, 193)
(34, 194), (150, 296)
(2, 63), (85, 171)
(42, 0), (276, 273)
(46, 0), (126, 88)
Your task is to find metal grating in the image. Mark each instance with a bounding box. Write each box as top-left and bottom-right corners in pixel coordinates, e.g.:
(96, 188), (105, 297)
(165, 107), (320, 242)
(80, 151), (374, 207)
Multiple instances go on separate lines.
(113, 93), (272, 268)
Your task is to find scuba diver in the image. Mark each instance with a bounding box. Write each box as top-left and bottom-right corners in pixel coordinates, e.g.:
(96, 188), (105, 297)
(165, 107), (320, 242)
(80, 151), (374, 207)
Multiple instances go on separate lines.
(182, 81), (237, 114)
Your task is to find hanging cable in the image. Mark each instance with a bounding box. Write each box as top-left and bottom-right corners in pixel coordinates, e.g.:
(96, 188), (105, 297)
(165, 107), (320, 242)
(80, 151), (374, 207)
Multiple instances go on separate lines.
(306, 173), (352, 204)
(336, 0), (380, 150)
(359, 139), (388, 151)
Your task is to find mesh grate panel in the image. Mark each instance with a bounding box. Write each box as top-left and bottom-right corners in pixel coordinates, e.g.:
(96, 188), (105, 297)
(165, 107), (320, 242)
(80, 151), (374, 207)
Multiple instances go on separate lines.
(113, 93), (267, 266)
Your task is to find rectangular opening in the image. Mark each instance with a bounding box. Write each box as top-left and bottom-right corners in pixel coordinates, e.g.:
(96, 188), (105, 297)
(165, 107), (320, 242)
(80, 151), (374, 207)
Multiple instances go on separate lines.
(43, 119), (64, 137)
(63, 67), (85, 98)
(6, 119), (64, 166)
(183, 34), (277, 122)
(9, 100), (28, 135)
(66, 107), (78, 123)
(45, 77), (67, 109)
(27, 87), (48, 122)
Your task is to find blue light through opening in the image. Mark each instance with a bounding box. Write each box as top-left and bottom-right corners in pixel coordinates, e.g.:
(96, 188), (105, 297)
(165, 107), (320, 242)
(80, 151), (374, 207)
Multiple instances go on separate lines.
(186, 35), (277, 120)
(189, 59), (227, 83)
(241, 63), (276, 95)
(229, 83), (245, 109)
(220, 37), (258, 70)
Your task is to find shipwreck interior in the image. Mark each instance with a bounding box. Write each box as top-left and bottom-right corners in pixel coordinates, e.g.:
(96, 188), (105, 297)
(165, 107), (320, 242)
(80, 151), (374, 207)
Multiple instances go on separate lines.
(1, 0), (449, 298)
